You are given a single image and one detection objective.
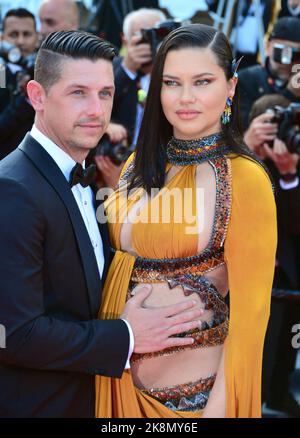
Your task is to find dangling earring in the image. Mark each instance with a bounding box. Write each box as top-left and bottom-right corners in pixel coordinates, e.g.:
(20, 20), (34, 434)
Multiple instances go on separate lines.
(221, 97), (233, 125)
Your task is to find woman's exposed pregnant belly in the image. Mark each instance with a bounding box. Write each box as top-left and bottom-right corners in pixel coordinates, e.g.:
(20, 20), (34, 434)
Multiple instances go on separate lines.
(130, 282), (224, 389)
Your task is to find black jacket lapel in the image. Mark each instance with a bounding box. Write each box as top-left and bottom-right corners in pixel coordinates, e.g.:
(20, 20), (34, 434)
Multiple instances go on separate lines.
(97, 206), (112, 284)
(19, 134), (102, 316)
(91, 183), (112, 284)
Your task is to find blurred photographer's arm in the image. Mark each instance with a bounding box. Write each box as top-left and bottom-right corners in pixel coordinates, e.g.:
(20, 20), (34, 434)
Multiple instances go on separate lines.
(264, 138), (300, 234)
(105, 122), (128, 144)
(122, 34), (152, 75)
(94, 122), (128, 190)
(263, 139), (299, 188)
(244, 112), (278, 158)
(94, 155), (124, 190)
(0, 93), (34, 142)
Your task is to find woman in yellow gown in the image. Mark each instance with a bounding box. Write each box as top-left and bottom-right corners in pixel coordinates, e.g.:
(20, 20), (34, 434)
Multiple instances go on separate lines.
(95, 23), (277, 418)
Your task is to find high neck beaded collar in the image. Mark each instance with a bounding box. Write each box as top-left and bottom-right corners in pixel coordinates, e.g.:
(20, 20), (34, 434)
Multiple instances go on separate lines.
(166, 132), (233, 165)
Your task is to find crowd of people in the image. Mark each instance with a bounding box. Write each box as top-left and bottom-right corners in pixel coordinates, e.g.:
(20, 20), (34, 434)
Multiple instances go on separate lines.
(0, 0), (299, 419)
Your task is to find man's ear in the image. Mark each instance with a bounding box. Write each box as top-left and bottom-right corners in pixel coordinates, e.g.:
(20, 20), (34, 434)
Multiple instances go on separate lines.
(27, 80), (46, 112)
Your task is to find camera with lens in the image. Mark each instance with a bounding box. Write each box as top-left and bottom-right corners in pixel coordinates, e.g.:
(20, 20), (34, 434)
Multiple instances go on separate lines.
(0, 40), (23, 66)
(139, 19), (185, 64)
(95, 134), (134, 165)
(273, 43), (300, 65)
(0, 40), (37, 97)
(266, 103), (300, 154)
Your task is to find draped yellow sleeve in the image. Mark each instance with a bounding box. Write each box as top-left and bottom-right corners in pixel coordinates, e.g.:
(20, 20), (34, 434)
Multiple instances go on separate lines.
(120, 153), (135, 179)
(224, 156), (277, 418)
(96, 153), (277, 418)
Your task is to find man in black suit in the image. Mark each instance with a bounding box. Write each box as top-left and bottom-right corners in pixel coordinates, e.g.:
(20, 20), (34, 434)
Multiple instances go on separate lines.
(111, 8), (166, 140)
(0, 8), (38, 159)
(95, 8), (167, 191)
(239, 17), (300, 132)
(245, 94), (300, 416)
(0, 30), (202, 418)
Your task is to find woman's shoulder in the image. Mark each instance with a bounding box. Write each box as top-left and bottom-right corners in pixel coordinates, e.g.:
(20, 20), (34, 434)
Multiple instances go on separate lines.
(227, 153), (273, 193)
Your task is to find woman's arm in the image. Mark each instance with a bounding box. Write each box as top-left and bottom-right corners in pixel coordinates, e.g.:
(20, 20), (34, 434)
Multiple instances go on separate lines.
(200, 156), (277, 418)
(223, 156), (277, 418)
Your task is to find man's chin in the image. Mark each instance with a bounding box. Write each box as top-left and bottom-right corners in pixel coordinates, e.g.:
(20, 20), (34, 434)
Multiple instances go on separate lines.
(69, 138), (100, 151)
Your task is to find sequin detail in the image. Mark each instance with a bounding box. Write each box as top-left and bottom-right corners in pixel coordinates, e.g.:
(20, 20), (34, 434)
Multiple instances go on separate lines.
(128, 267), (229, 363)
(115, 153), (232, 362)
(119, 159), (135, 187)
(166, 133), (233, 166)
(117, 156), (232, 363)
(141, 374), (216, 412)
(131, 247), (225, 283)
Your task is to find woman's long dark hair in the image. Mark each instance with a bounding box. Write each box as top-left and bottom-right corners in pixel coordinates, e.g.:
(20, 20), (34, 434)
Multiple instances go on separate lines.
(130, 23), (265, 193)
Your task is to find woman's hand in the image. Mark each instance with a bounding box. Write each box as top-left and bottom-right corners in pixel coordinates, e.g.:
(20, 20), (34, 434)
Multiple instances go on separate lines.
(94, 155), (123, 189)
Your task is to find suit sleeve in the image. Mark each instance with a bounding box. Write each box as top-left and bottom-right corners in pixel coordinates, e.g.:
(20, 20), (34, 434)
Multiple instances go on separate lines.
(112, 58), (137, 105)
(224, 157), (277, 417)
(0, 178), (129, 378)
(277, 180), (300, 234)
(111, 58), (138, 133)
(0, 96), (34, 143)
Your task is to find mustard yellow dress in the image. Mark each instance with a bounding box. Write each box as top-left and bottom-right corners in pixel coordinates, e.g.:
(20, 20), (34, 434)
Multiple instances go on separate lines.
(95, 146), (277, 418)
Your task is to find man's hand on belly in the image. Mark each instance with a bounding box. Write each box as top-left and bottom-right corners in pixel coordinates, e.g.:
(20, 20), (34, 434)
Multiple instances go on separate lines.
(121, 284), (204, 354)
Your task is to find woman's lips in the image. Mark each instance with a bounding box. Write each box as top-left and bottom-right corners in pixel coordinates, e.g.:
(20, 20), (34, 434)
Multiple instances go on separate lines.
(175, 110), (201, 120)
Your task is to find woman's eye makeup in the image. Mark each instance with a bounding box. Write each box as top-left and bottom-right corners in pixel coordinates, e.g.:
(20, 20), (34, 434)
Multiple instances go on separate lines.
(162, 79), (178, 86)
(195, 79), (212, 85)
(162, 78), (212, 86)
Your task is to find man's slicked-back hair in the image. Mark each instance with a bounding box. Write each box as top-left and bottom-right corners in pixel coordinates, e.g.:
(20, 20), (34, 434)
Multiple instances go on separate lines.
(34, 30), (116, 93)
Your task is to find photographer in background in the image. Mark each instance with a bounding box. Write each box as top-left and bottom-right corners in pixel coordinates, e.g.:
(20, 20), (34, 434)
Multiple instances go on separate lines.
(38, 0), (79, 41)
(0, 8), (38, 111)
(94, 8), (167, 190)
(247, 94), (300, 417)
(279, 0), (300, 18)
(93, 123), (129, 190)
(0, 8), (38, 159)
(39, 0), (132, 189)
(239, 17), (300, 134)
(1, 7), (38, 58)
(111, 7), (167, 142)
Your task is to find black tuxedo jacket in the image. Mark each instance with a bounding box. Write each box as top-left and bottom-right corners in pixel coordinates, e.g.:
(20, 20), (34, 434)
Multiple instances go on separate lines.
(0, 134), (129, 418)
(111, 56), (139, 137)
(267, 160), (300, 289)
(0, 95), (35, 160)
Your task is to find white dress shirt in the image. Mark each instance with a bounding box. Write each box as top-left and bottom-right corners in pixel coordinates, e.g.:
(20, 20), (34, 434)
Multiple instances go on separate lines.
(31, 124), (105, 277)
(30, 125), (134, 367)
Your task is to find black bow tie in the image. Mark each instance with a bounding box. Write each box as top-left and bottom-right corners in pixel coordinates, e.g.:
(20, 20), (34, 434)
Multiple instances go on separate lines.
(69, 163), (96, 188)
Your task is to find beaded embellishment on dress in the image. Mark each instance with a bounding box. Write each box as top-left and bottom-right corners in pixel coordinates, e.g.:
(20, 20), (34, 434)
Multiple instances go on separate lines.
(166, 133), (233, 166)
(142, 374), (216, 412)
(113, 153), (232, 363)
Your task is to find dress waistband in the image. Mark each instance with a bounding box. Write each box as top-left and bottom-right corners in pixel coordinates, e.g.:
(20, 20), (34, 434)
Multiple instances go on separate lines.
(110, 246), (225, 283)
(142, 373), (216, 401)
